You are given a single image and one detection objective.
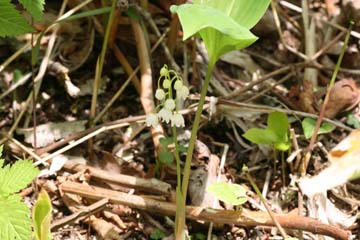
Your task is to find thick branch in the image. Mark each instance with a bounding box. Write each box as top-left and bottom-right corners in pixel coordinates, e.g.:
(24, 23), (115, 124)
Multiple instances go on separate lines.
(60, 181), (350, 240)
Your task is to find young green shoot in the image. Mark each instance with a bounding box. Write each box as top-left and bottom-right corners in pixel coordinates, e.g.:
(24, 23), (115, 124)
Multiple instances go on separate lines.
(243, 111), (290, 185)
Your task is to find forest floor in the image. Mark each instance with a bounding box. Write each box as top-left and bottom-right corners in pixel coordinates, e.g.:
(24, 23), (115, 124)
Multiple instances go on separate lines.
(0, 0), (360, 239)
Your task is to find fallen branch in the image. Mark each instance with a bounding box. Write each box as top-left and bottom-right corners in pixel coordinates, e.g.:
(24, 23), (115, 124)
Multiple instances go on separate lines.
(60, 181), (350, 240)
(63, 161), (171, 196)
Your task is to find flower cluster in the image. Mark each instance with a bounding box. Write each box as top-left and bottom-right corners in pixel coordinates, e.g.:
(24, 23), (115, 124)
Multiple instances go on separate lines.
(146, 65), (189, 128)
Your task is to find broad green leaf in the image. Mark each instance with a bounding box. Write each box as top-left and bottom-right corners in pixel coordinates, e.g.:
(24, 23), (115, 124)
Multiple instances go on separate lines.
(0, 194), (32, 240)
(267, 112), (289, 141)
(207, 182), (247, 206)
(193, 0), (270, 28)
(0, 2), (34, 37)
(243, 128), (277, 145)
(0, 160), (39, 196)
(170, 4), (255, 42)
(243, 112), (290, 151)
(159, 137), (174, 148)
(150, 228), (165, 240)
(302, 118), (335, 139)
(19, 0), (45, 21)
(33, 189), (52, 240)
(159, 151), (174, 165)
(170, 0), (270, 64)
(170, 4), (256, 63)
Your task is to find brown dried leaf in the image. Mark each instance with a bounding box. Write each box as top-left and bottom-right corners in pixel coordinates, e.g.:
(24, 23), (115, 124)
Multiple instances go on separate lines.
(325, 78), (360, 118)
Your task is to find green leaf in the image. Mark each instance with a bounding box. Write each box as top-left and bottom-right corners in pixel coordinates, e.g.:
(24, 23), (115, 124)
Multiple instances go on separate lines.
(19, 0), (45, 21)
(0, 194), (32, 240)
(267, 111), (289, 141)
(346, 114), (360, 129)
(243, 112), (290, 151)
(193, 0), (270, 29)
(13, 69), (24, 83)
(243, 128), (277, 145)
(0, 160), (39, 197)
(207, 182), (247, 206)
(178, 144), (187, 153)
(33, 189), (52, 240)
(171, 0), (270, 64)
(150, 228), (165, 240)
(0, 2), (34, 37)
(159, 151), (174, 165)
(302, 118), (335, 139)
(159, 137), (174, 148)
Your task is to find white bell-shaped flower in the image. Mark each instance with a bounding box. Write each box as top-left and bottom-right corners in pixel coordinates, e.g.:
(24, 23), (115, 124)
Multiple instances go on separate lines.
(174, 80), (183, 90)
(171, 112), (185, 127)
(146, 113), (158, 127)
(163, 79), (171, 89)
(155, 89), (165, 100)
(164, 99), (176, 110)
(160, 65), (168, 77)
(177, 85), (189, 100)
(158, 108), (172, 123)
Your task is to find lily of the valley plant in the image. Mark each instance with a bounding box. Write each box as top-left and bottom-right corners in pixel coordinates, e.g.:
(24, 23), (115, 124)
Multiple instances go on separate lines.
(147, 0), (270, 239)
(146, 64), (189, 128)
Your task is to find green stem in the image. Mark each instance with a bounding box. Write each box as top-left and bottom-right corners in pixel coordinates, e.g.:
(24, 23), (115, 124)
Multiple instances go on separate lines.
(181, 62), (214, 200)
(173, 126), (182, 188)
(246, 172), (288, 239)
(90, 0), (117, 126)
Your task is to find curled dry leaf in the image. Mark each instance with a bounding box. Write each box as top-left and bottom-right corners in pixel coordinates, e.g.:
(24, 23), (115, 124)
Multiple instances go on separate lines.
(289, 79), (360, 118)
(324, 78), (360, 118)
(299, 129), (360, 196)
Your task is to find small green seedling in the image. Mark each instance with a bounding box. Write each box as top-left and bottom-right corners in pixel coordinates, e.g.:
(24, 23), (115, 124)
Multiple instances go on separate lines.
(0, 145), (39, 240)
(150, 228), (165, 240)
(302, 117), (335, 139)
(0, 0), (45, 37)
(207, 182), (247, 210)
(33, 189), (52, 240)
(243, 111), (290, 151)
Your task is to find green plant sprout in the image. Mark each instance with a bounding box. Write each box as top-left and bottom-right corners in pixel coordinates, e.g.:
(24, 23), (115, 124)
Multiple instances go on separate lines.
(243, 111), (290, 152)
(33, 189), (52, 240)
(0, 0), (45, 37)
(207, 182), (247, 211)
(243, 111), (290, 185)
(148, 0), (270, 239)
(0, 145), (40, 240)
(302, 117), (335, 139)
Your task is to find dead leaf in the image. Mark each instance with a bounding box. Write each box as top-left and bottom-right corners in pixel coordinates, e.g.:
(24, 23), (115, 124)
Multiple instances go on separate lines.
(16, 120), (86, 147)
(324, 78), (360, 118)
(299, 129), (360, 196)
